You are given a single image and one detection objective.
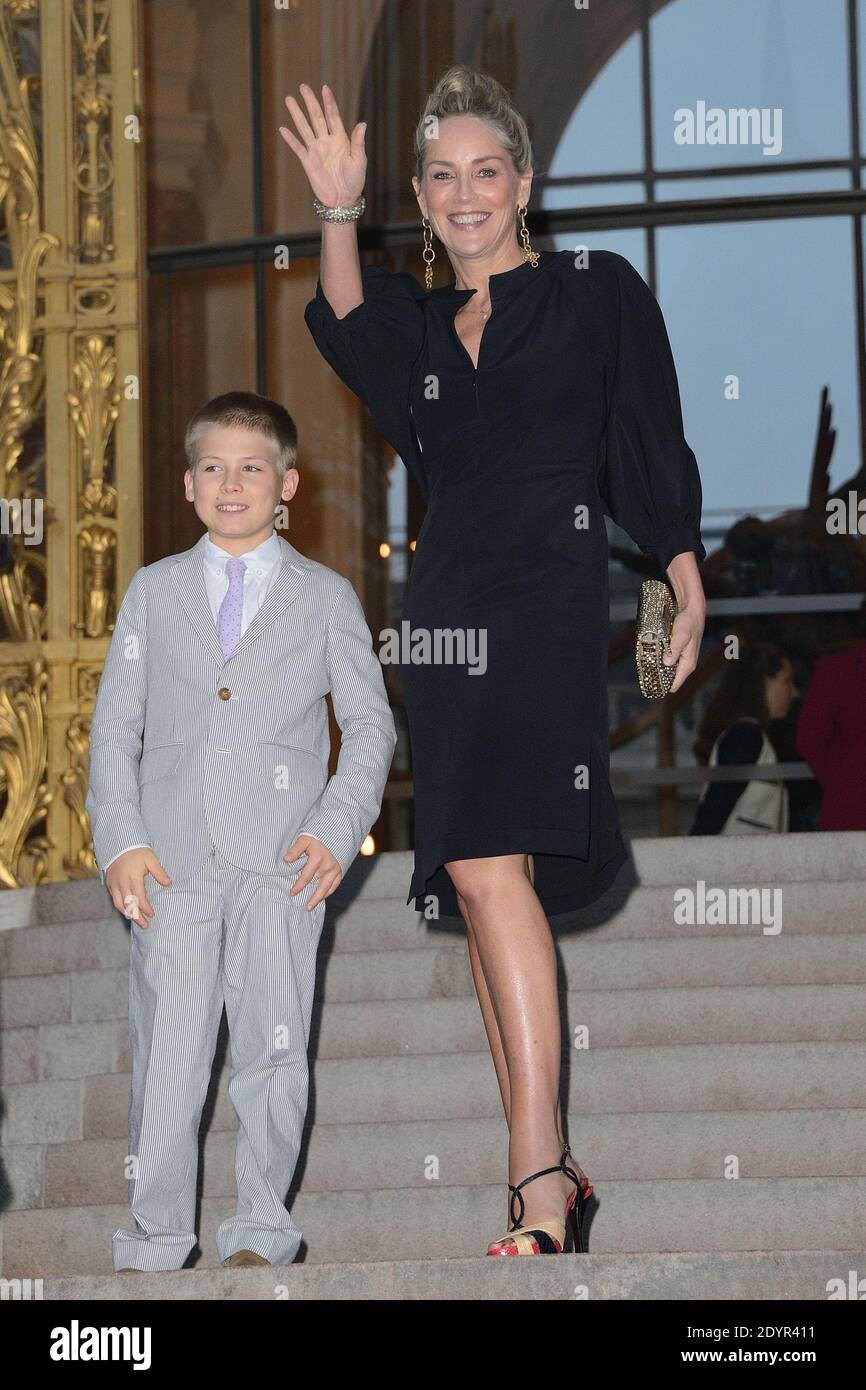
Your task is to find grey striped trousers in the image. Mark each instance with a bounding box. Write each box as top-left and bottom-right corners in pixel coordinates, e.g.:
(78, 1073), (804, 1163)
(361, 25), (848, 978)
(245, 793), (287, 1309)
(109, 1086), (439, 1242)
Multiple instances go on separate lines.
(112, 847), (326, 1271)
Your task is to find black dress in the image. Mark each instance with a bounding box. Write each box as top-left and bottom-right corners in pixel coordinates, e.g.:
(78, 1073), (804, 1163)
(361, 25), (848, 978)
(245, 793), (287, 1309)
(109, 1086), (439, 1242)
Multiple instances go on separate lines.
(304, 248), (706, 919)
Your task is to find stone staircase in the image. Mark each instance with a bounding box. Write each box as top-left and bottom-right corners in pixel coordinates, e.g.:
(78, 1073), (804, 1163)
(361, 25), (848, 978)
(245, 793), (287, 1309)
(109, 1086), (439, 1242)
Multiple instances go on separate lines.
(1, 832), (865, 1300)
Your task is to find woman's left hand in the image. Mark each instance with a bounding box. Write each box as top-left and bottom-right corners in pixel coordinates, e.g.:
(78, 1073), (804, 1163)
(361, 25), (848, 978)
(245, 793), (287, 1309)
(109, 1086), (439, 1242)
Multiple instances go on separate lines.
(663, 551), (706, 695)
(663, 602), (705, 694)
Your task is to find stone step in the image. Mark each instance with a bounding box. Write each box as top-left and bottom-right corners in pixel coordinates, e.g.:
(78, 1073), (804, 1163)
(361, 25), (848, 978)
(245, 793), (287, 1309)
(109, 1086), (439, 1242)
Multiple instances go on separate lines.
(26, 1250), (866, 1301)
(4, 982), (866, 1086)
(2, 833), (864, 935)
(311, 935), (866, 1004)
(4, 837), (864, 1289)
(3, 1176), (864, 1276)
(3, 1041), (864, 1146)
(305, 877), (866, 950)
(4, 876), (865, 959)
(3, 1108), (863, 1212)
(3, 926), (864, 1010)
(325, 832), (863, 896)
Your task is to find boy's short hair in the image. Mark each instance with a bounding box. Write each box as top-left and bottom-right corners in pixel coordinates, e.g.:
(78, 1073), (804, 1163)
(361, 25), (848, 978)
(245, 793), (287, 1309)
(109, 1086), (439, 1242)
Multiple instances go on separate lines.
(185, 392), (299, 476)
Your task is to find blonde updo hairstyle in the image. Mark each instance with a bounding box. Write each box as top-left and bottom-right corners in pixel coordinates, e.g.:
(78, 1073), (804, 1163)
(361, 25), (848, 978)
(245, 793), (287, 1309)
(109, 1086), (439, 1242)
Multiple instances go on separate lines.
(413, 65), (533, 198)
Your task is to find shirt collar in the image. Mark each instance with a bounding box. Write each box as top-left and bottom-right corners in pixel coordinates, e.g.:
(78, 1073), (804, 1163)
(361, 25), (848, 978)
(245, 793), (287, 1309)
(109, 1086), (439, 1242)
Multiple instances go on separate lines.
(203, 529), (283, 575)
(424, 248), (554, 307)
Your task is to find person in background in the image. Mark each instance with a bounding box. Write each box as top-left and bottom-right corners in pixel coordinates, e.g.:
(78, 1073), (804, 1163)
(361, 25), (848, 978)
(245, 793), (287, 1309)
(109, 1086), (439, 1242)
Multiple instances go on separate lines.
(795, 598), (866, 831)
(690, 641), (796, 835)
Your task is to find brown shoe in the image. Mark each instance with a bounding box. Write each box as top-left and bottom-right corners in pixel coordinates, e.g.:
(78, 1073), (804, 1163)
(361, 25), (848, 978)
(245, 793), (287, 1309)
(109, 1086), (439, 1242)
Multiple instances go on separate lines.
(226, 1249), (270, 1267)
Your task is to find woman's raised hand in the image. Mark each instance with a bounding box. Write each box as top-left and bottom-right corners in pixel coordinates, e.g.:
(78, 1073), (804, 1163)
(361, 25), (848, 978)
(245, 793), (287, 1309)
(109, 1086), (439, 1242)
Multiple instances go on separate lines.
(279, 83), (367, 207)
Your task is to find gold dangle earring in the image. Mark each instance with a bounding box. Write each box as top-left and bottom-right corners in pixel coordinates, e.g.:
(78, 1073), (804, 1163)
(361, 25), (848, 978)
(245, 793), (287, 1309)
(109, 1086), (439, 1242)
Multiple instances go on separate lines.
(422, 217), (436, 290)
(517, 204), (540, 268)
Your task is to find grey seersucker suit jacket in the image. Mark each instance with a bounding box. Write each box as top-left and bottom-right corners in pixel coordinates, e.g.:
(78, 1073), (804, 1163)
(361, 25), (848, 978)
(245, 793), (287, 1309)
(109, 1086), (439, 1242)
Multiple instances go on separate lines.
(85, 533), (397, 887)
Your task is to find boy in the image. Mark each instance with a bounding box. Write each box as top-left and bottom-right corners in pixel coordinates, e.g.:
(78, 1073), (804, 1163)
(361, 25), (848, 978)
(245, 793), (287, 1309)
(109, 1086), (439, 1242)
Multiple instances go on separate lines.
(86, 391), (396, 1271)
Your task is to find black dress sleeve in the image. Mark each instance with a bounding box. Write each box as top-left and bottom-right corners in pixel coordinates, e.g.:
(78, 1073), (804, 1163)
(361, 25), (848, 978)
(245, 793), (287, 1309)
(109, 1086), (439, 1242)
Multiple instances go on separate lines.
(304, 264), (430, 498)
(594, 251), (707, 575)
(689, 719), (765, 835)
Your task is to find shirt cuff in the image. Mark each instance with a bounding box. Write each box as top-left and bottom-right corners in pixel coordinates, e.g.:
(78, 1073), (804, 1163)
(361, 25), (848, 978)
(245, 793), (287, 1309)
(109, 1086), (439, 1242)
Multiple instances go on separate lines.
(103, 844), (151, 871)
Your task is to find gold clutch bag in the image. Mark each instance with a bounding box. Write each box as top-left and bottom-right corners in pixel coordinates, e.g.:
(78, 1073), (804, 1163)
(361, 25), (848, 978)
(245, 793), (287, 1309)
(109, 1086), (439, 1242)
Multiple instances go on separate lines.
(636, 578), (678, 699)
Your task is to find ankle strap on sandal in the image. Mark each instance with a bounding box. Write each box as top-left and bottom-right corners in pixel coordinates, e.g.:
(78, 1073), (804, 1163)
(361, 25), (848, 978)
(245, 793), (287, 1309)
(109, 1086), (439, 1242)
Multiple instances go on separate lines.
(507, 1161), (568, 1230)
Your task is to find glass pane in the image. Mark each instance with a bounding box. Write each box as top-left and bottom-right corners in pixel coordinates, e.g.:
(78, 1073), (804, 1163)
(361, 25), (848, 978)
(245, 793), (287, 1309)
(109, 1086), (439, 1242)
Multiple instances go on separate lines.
(144, 0), (254, 248)
(656, 168), (852, 201)
(261, 3), (649, 233)
(860, 0), (866, 158)
(145, 265), (257, 562)
(656, 218), (859, 521)
(542, 180), (646, 212)
(542, 21), (643, 180)
(652, 0), (850, 171)
(260, 0), (390, 235)
(551, 229), (647, 279)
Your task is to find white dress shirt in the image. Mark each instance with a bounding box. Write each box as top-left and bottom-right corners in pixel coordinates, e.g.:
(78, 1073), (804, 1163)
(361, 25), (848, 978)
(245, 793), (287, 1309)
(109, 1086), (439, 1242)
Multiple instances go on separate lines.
(103, 529), (327, 871)
(202, 529), (283, 629)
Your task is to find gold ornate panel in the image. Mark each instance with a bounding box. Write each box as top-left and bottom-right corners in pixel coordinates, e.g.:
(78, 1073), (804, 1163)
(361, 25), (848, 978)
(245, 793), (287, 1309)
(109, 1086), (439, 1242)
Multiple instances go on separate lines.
(0, 0), (143, 884)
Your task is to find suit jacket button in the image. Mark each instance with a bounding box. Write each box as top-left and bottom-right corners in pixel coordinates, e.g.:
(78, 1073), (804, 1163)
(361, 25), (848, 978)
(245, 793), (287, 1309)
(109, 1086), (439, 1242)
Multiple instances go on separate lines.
(218, 687), (231, 700)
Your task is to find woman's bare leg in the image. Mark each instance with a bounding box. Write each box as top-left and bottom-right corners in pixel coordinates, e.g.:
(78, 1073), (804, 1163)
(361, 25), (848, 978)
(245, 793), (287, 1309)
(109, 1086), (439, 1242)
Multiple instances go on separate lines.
(459, 889), (511, 1119)
(458, 866), (569, 1226)
(445, 852), (584, 1234)
(457, 856), (566, 1138)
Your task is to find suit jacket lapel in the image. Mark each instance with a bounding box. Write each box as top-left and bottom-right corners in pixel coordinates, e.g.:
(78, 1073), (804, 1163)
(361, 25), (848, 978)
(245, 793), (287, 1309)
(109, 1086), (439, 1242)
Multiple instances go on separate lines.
(231, 538), (308, 659)
(170, 539), (224, 666)
(169, 534), (309, 666)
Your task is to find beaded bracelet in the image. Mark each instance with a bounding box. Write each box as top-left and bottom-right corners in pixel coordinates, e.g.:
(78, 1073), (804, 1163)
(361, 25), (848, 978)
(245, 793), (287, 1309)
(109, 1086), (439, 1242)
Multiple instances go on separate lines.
(313, 195), (366, 223)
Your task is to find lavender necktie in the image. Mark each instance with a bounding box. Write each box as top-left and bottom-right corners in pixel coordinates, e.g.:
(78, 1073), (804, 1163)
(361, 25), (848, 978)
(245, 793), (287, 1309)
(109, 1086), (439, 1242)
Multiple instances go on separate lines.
(216, 556), (246, 659)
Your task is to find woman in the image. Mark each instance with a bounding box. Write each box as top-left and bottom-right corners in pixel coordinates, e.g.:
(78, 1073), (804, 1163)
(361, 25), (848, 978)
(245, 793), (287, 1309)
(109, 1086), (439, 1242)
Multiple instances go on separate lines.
(690, 642), (796, 835)
(281, 66), (707, 1256)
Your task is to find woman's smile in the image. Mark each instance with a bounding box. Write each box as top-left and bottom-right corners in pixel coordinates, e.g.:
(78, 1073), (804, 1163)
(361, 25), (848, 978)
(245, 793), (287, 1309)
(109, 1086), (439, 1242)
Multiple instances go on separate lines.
(447, 211), (492, 227)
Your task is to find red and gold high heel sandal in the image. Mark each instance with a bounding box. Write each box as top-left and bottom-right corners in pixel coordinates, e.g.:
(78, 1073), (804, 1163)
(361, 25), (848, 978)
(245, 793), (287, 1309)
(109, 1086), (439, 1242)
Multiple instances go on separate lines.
(486, 1143), (594, 1256)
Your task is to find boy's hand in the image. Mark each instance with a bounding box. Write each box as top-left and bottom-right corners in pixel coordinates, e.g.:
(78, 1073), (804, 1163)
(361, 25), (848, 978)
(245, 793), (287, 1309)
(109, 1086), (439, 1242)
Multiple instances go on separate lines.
(105, 848), (172, 929)
(282, 835), (342, 911)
